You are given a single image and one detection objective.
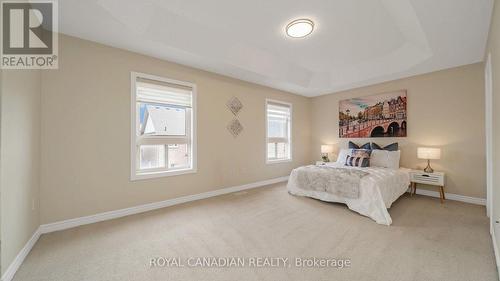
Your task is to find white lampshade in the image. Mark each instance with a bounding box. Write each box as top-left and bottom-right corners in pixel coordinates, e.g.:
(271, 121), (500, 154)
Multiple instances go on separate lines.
(417, 147), (441, 160)
(321, 145), (334, 154)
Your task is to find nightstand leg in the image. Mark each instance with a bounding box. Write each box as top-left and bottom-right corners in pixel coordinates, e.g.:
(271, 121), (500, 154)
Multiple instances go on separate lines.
(413, 182), (417, 196)
(439, 186), (445, 203)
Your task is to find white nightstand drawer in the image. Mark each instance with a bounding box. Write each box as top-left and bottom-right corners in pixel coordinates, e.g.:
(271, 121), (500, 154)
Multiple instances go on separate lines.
(410, 171), (445, 186)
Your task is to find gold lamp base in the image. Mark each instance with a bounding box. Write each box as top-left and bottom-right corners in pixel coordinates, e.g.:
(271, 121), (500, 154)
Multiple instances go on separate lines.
(424, 159), (434, 173)
(321, 154), (330, 162)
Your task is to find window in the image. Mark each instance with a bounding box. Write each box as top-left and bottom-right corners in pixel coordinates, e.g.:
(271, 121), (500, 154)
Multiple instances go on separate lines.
(131, 72), (196, 180)
(266, 99), (292, 163)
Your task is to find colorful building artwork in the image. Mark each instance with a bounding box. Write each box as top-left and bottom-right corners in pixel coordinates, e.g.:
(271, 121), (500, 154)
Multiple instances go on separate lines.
(339, 90), (407, 138)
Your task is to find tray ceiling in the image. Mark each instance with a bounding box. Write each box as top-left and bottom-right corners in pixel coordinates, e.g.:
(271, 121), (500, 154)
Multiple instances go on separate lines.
(59, 0), (493, 96)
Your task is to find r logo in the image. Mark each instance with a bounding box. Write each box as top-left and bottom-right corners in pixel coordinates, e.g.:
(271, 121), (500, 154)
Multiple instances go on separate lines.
(2, 2), (53, 54)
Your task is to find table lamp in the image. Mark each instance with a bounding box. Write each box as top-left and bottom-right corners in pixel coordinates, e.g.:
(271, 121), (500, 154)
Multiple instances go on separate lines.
(321, 145), (334, 162)
(417, 147), (441, 173)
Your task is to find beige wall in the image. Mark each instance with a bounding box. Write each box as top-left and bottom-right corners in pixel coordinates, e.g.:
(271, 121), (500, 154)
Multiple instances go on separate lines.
(0, 70), (41, 274)
(486, 0), (500, 248)
(311, 63), (486, 198)
(40, 35), (312, 224)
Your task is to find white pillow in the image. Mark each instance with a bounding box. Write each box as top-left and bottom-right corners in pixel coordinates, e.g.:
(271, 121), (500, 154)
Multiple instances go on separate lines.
(370, 149), (388, 168)
(370, 150), (401, 169)
(336, 149), (350, 164)
(386, 150), (401, 169)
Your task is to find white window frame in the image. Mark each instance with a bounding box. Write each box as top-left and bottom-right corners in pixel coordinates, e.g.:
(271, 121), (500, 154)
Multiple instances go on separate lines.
(130, 72), (197, 181)
(265, 99), (292, 164)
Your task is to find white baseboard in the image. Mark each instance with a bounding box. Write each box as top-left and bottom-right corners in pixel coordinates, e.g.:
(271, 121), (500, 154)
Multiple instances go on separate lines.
(39, 176), (288, 234)
(1, 228), (41, 281)
(407, 188), (486, 205)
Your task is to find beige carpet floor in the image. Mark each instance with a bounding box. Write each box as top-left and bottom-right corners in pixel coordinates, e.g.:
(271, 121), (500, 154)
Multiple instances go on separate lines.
(13, 183), (498, 281)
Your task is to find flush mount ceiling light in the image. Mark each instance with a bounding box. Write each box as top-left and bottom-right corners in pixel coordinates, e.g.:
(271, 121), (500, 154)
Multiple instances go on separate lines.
(286, 19), (314, 38)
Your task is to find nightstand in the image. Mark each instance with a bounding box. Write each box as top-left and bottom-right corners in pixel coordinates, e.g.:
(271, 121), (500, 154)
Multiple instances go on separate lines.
(409, 170), (446, 203)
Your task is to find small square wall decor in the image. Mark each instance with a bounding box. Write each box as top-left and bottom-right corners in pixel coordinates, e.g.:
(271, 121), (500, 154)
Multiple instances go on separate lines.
(227, 118), (244, 137)
(227, 96), (243, 116)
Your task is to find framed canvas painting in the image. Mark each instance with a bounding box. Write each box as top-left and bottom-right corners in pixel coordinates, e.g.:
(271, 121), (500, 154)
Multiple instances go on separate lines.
(339, 90), (407, 138)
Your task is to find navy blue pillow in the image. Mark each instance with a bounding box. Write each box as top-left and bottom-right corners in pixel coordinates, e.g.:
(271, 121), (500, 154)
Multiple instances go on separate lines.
(348, 141), (371, 150)
(371, 142), (398, 151)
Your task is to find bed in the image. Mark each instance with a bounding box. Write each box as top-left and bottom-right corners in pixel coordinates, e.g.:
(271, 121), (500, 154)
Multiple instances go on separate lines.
(287, 162), (410, 225)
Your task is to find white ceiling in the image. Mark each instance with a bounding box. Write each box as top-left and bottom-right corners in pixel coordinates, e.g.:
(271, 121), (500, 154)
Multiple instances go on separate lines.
(58, 0), (493, 97)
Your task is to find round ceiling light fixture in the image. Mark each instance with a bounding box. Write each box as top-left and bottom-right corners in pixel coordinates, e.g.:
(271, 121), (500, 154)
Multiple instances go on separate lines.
(286, 19), (314, 38)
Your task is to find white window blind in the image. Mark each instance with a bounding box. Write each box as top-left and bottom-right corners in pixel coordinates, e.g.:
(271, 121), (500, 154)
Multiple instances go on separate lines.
(136, 78), (192, 107)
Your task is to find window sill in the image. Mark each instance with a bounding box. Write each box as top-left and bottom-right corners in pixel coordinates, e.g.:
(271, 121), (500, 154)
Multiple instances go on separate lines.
(131, 168), (196, 181)
(266, 159), (292, 165)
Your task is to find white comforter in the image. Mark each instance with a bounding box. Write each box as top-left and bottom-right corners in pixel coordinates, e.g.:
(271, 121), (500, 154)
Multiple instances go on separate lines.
(287, 162), (411, 225)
